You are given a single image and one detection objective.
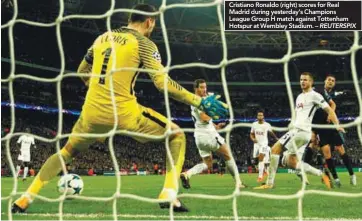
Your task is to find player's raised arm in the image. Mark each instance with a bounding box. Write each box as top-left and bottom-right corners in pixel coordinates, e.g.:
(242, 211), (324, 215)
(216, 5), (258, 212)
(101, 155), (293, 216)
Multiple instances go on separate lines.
(77, 46), (94, 87)
(139, 39), (228, 119)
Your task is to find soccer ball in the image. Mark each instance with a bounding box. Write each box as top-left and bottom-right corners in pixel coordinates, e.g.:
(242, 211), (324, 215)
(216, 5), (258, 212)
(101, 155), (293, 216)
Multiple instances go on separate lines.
(57, 174), (84, 195)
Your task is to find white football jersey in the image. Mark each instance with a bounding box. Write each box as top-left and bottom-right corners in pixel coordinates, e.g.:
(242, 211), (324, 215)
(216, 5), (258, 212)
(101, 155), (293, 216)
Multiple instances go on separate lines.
(294, 90), (329, 131)
(191, 106), (216, 135)
(250, 121), (271, 146)
(17, 135), (35, 152)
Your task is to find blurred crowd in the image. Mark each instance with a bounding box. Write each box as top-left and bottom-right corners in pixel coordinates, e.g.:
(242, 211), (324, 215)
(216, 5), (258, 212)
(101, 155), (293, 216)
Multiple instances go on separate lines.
(1, 76), (360, 120)
(1, 111), (362, 174)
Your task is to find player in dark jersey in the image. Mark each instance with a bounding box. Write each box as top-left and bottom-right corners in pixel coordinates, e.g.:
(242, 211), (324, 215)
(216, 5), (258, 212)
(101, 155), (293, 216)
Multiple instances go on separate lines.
(303, 74), (356, 187)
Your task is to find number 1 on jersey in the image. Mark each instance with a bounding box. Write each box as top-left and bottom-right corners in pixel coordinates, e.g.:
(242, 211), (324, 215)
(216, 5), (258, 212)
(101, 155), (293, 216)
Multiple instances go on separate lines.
(99, 47), (112, 85)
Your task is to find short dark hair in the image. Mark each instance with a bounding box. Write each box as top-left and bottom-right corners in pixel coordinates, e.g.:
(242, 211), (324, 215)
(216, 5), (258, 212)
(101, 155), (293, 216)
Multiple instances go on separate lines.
(193, 79), (206, 89)
(128, 4), (157, 23)
(301, 72), (314, 81)
(325, 74), (336, 80)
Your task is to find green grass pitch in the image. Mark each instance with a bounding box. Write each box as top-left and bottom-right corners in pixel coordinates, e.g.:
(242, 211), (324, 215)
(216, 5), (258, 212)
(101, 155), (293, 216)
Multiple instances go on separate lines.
(1, 173), (362, 220)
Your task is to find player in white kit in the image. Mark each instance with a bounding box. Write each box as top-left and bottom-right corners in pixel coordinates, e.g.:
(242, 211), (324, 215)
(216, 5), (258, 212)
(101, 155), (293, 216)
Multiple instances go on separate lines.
(250, 111), (278, 183)
(180, 79), (246, 189)
(255, 72), (344, 190)
(16, 128), (36, 181)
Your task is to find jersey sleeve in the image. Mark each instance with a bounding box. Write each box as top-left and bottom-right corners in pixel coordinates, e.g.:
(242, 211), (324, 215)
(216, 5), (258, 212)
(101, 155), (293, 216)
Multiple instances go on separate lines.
(267, 123), (272, 132)
(312, 92), (330, 109)
(315, 87), (332, 102)
(17, 136), (23, 144)
(138, 38), (201, 107)
(250, 123), (255, 133)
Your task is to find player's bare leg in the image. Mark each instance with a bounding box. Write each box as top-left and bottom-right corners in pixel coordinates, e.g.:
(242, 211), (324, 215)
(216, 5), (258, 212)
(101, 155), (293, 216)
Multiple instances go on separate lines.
(254, 140), (330, 190)
(335, 145), (356, 186)
(181, 156), (212, 189)
(296, 132), (319, 185)
(257, 153), (266, 182)
(321, 144), (340, 187)
(215, 144), (246, 189)
(253, 157), (259, 172)
(22, 162), (29, 181)
(287, 154), (330, 189)
(254, 141), (282, 189)
(15, 160), (22, 178)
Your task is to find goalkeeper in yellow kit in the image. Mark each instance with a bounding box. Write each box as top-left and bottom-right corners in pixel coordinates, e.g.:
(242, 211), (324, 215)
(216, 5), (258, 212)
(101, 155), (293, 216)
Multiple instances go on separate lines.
(12, 4), (228, 213)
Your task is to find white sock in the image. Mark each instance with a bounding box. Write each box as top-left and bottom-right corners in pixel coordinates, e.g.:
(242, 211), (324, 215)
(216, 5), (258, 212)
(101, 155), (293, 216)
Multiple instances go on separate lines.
(226, 159), (241, 185)
(23, 167), (29, 179)
(258, 161), (265, 178)
(296, 162), (322, 177)
(186, 163), (208, 179)
(267, 154), (280, 185)
(16, 165), (21, 177)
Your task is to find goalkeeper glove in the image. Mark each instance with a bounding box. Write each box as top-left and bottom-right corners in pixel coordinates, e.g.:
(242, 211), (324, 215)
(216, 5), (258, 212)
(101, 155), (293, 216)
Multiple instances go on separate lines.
(199, 95), (229, 120)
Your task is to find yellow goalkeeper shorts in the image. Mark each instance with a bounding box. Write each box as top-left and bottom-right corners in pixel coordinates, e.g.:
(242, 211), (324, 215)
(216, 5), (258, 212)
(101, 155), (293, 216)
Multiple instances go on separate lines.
(67, 103), (170, 152)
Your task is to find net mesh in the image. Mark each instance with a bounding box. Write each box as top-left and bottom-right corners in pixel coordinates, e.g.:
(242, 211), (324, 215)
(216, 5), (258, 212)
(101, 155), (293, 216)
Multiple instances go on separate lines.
(1, 0), (362, 220)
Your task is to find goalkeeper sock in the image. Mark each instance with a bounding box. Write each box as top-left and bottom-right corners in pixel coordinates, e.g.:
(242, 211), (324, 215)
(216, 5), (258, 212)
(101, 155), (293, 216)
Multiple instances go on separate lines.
(258, 161), (265, 179)
(160, 132), (186, 197)
(185, 163), (208, 179)
(341, 153), (354, 176)
(225, 159), (241, 185)
(14, 148), (72, 209)
(16, 165), (21, 177)
(23, 167), (29, 179)
(325, 158), (339, 179)
(267, 154), (279, 186)
(296, 161), (322, 177)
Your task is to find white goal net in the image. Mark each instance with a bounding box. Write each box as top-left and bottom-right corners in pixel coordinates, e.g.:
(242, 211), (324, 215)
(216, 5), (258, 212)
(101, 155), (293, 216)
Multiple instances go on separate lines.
(1, 0), (362, 220)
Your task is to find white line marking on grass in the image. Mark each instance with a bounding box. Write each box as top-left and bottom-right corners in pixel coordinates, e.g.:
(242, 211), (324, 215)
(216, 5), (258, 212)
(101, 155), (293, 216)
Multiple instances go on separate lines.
(2, 212), (359, 220)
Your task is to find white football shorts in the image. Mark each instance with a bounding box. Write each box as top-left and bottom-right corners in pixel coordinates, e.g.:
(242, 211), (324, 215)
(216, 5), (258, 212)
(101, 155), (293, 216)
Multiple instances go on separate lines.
(253, 143), (270, 159)
(18, 152), (31, 162)
(195, 132), (225, 158)
(279, 129), (311, 155)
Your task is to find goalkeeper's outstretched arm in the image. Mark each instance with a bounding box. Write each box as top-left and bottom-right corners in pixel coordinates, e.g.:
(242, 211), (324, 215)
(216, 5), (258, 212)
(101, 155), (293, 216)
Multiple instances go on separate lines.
(139, 38), (228, 119)
(138, 38), (202, 107)
(152, 74), (202, 107)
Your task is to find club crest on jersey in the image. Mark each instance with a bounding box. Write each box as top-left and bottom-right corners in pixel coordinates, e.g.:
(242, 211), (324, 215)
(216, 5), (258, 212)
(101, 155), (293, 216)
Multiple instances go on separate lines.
(152, 51), (161, 62)
(297, 103), (304, 108)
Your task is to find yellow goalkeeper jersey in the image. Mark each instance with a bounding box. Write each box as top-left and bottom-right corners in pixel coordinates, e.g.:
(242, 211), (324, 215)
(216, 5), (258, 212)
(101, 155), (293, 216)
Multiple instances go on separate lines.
(82, 27), (200, 124)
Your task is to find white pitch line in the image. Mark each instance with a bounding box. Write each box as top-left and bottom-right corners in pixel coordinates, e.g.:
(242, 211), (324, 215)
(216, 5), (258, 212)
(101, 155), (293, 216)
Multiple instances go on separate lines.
(2, 212), (360, 220)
